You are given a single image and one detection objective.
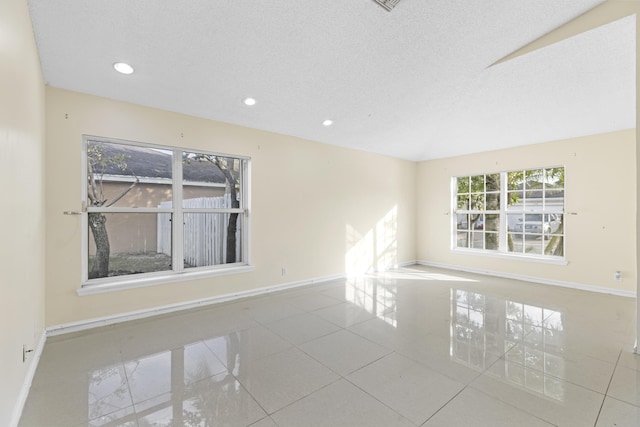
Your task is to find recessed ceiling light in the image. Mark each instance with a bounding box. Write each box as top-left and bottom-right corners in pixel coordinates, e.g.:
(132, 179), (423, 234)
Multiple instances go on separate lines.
(242, 97), (257, 106)
(322, 119), (333, 126)
(113, 62), (134, 75)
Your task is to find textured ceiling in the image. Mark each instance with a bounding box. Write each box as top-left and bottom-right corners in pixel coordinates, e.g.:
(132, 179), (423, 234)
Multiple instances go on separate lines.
(28, 0), (634, 161)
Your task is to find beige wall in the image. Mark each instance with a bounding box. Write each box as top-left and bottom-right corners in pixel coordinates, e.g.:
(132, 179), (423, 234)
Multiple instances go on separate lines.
(45, 87), (417, 326)
(0, 0), (46, 425)
(417, 129), (636, 294)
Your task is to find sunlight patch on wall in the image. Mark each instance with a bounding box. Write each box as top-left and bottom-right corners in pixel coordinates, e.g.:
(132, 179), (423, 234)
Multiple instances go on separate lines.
(345, 206), (398, 275)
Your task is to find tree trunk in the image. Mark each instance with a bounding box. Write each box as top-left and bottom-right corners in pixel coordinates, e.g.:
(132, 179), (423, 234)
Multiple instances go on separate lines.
(88, 213), (110, 278)
(226, 188), (239, 264)
(544, 221), (564, 256)
(484, 175), (500, 249)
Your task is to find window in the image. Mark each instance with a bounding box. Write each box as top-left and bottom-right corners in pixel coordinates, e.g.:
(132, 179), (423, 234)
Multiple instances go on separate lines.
(83, 136), (250, 288)
(453, 167), (564, 259)
(455, 174), (500, 251)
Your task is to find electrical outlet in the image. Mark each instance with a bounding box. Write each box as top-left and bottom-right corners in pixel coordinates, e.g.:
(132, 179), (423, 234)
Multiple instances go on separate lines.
(22, 345), (33, 363)
(281, 267), (287, 276)
(614, 271), (622, 282)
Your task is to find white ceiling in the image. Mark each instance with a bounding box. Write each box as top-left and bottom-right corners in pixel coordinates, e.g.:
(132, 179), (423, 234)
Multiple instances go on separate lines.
(27, 0), (635, 161)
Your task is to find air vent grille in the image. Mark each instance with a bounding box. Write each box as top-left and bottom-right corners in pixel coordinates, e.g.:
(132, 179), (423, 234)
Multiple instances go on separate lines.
(373, 0), (402, 11)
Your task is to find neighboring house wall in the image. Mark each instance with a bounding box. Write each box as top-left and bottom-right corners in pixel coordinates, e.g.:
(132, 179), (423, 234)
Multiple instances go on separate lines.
(0, 1), (46, 425)
(417, 129), (636, 294)
(88, 182), (225, 254)
(45, 87), (418, 326)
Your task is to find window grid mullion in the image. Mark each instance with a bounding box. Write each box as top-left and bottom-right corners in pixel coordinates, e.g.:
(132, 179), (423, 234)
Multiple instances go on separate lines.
(173, 150), (184, 273)
(500, 172), (507, 252)
(453, 167), (564, 259)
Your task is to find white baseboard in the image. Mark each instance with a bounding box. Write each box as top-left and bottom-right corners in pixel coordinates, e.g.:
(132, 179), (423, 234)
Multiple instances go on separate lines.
(47, 272), (347, 337)
(10, 330), (47, 427)
(398, 260), (419, 268)
(416, 260), (636, 298)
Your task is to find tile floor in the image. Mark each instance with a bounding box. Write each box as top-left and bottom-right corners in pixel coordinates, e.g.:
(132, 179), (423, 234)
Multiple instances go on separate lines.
(19, 266), (640, 426)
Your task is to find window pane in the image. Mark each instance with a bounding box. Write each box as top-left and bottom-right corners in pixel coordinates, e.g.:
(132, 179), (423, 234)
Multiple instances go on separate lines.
(544, 234), (564, 257)
(87, 141), (173, 208)
(523, 235), (542, 255)
(457, 214), (469, 231)
(470, 175), (484, 192)
(457, 195), (469, 210)
(507, 191), (523, 209)
(526, 169), (543, 189)
(470, 193), (485, 210)
(508, 233), (523, 253)
(550, 214), (563, 235)
(457, 232), (470, 248)
(486, 174), (500, 191)
(525, 170), (544, 208)
(471, 231), (483, 249)
(471, 214), (483, 230)
(508, 214), (523, 233)
(485, 214), (499, 232)
(545, 190), (564, 212)
(545, 168), (564, 187)
(88, 213), (172, 279)
(182, 152), (242, 209)
(523, 214), (544, 236)
(183, 213), (243, 268)
(485, 232), (499, 250)
(508, 171), (524, 191)
(457, 177), (470, 194)
(486, 192), (500, 210)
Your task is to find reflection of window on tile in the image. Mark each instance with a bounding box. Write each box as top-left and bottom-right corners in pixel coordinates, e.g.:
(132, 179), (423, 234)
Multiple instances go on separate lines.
(89, 340), (252, 426)
(88, 363), (132, 422)
(505, 300), (565, 402)
(346, 279), (398, 327)
(450, 289), (501, 370)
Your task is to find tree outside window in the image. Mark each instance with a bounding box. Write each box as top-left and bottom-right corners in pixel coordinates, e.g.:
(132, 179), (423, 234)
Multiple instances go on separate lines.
(454, 167), (564, 258)
(84, 137), (249, 284)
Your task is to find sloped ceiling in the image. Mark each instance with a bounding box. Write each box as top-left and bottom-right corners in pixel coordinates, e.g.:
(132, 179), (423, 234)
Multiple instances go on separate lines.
(28, 0), (634, 160)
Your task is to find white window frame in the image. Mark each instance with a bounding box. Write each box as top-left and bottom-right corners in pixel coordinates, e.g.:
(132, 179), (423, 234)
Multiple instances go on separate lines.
(79, 135), (252, 295)
(452, 167), (565, 262)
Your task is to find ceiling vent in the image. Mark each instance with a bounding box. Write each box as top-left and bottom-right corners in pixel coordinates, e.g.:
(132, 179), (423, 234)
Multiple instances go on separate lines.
(373, 0), (402, 11)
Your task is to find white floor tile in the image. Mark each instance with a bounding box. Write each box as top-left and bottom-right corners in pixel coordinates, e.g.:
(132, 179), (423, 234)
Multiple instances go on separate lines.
(235, 347), (339, 413)
(423, 387), (555, 426)
(248, 416), (280, 427)
(314, 301), (376, 327)
(264, 312), (341, 345)
(203, 325), (292, 375)
(505, 342), (617, 393)
(596, 396), (640, 426)
(282, 292), (343, 312)
(239, 299), (305, 324)
(299, 329), (391, 375)
(19, 267), (638, 427)
(347, 352), (466, 425)
(471, 357), (606, 426)
(607, 364), (640, 407)
(271, 379), (414, 427)
(618, 349), (640, 372)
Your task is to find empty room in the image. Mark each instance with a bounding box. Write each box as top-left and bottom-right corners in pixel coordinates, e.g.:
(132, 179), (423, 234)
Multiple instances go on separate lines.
(2, 0), (640, 426)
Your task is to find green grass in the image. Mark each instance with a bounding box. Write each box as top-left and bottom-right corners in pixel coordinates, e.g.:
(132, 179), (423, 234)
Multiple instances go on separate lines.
(88, 252), (172, 277)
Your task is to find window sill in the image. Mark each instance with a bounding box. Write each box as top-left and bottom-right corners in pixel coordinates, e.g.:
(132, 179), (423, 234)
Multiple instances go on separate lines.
(77, 265), (255, 296)
(451, 248), (568, 265)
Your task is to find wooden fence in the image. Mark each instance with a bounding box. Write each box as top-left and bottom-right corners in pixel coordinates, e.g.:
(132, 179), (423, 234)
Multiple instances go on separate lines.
(157, 195), (241, 267)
